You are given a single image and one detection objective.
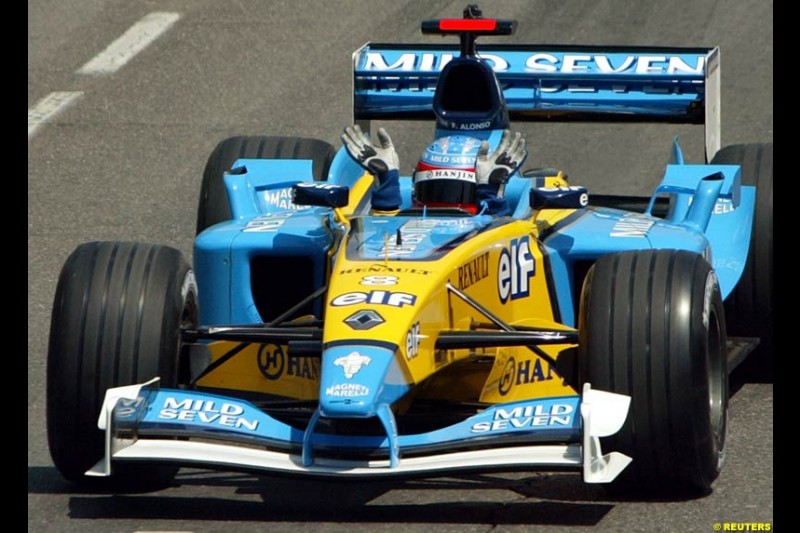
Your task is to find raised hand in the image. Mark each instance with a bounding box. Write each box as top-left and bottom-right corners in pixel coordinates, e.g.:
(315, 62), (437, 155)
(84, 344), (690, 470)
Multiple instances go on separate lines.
(476, 130), (527, 186)
(341, 125), (399, 177)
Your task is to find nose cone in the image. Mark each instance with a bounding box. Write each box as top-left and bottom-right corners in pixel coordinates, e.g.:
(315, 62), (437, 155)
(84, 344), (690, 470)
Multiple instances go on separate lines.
(319, 344), (410, 417)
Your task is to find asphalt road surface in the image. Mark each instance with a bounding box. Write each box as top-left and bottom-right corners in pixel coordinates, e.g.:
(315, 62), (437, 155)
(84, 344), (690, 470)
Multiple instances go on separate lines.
(28, 1), (773, 531)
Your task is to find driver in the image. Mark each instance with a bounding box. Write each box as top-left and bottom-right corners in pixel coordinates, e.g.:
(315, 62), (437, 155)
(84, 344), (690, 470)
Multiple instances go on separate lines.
(341, 125), (527, 216)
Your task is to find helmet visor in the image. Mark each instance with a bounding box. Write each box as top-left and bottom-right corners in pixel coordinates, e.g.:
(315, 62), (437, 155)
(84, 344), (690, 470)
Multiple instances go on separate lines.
(414, 169), (477, 207)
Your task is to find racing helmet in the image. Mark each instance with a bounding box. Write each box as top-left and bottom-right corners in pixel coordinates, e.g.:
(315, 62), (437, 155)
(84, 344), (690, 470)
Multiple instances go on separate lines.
(413, 135), (482, 213)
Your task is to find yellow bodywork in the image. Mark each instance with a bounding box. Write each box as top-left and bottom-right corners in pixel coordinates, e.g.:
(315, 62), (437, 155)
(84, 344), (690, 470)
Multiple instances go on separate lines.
(198, 172), (579, 405)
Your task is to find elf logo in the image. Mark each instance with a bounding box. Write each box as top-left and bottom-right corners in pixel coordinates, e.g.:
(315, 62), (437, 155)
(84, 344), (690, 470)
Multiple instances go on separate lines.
(498, 237), (535, 303)
(331, 291), (417, 308)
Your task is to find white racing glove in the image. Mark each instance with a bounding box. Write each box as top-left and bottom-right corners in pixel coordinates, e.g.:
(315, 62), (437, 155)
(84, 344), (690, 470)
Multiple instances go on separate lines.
(341, 125), (399, 178)
(476, 130), (527, 188)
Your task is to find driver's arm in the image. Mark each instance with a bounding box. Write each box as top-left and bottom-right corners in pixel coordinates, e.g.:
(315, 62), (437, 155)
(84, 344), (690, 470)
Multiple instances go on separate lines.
(476, 186), (511, 216)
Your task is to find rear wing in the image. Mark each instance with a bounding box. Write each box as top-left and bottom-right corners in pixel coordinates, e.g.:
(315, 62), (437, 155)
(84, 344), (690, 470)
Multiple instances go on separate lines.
(353, 44), (720, 161)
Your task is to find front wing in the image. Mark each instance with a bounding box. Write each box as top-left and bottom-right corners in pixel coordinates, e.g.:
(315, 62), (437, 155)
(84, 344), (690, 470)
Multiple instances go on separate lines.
(88, 380), (631, 483)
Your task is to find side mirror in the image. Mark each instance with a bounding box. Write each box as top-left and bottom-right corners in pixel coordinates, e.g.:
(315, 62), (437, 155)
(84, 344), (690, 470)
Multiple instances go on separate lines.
(530, 186), (589, 210)
(292, 183), (350, 208)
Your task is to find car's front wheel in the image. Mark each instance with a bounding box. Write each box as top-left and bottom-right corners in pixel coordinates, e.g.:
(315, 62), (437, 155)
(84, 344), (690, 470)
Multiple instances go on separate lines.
(47, 241), (198, 486)
(579, 249), (727, 496)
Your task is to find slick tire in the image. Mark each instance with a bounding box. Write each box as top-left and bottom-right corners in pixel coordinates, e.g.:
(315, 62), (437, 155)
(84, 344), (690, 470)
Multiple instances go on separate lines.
(196, 135), (336, 234)
(710, 143), (773, 380)
(47, 241), (199, 487)
(579, 250), (728, 496)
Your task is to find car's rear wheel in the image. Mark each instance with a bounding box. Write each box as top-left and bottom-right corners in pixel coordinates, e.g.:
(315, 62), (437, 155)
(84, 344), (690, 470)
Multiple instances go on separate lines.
(47, 241), (198, 487)
(710, 143), (773, 380)
(579, 249), (727, 496)
(196, 135), (336, 234)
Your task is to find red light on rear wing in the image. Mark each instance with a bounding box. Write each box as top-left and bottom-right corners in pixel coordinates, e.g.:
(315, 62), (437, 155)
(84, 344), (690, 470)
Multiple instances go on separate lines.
(421, 18), (516, 36)
(440, 19), (496, 31)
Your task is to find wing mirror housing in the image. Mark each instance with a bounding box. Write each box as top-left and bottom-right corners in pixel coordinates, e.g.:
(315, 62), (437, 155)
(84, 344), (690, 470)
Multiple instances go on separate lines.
(291, 182), (350, 208)
(530, 186), (589, 210)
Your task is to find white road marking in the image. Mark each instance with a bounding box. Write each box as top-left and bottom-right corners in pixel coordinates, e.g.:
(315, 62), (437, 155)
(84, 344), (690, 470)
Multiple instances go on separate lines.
(28, 91), (84, 139)
(77, 12), (181, 75)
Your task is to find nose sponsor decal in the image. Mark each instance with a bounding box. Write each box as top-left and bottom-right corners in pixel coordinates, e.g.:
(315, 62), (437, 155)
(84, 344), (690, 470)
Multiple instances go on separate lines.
(334, 351), (372, 378)
(320, 344), (409, 417)
(331, 290), (417, 307)
(344, 309), (385, 330)
(405, 322), (421, 360)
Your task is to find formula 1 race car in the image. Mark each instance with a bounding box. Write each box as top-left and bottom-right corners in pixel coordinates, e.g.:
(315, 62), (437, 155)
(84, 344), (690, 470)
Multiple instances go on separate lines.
(46, 5), (772, 496)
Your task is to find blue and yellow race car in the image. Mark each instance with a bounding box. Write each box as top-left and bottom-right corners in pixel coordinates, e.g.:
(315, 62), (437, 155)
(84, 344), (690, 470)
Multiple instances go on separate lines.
(46, 5), (772, 496)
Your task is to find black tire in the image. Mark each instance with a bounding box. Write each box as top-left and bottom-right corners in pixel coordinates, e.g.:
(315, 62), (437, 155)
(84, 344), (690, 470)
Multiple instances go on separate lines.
(47, 241), (199, 486)
(196, 135), (336, 234)
(711, 144), (773, 379)
(579, 250), (728, 496)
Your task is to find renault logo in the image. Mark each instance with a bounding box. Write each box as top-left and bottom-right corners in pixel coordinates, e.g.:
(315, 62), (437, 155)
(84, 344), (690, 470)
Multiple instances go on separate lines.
(344, 309), (384, 330)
